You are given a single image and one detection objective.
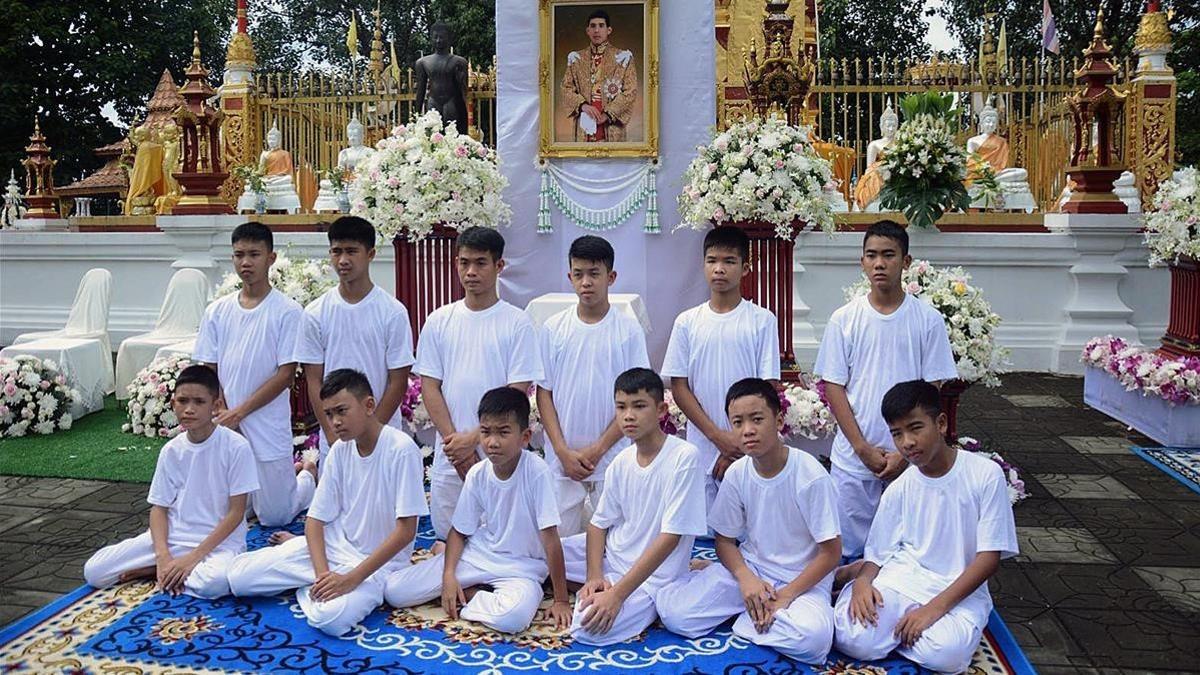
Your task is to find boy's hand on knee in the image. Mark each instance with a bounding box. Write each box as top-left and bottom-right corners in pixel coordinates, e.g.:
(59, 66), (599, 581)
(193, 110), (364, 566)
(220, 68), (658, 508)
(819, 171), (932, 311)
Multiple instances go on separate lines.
(736, 574), (776, 631)
(577, 577), (610, 602)
(548, 599), (573, 630)
(849, 579), (883, 627)
(441, 574), (466, 619)
(578, 587), (622, 635)
(894, 603), (943, 647)
(158, 552), (198, 596)
(311, 570), (361, 602)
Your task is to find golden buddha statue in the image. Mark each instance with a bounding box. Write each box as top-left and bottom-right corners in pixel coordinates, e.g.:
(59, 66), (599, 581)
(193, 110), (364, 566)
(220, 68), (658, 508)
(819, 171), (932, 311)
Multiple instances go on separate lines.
(124, 123), (164, 216)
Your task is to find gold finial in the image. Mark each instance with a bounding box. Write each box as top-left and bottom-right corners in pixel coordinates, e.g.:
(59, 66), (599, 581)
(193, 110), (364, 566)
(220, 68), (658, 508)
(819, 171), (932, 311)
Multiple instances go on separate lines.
(1094, 5), (1106, 41)
(192, 31), (201, 63)
(33, 116), (40, 135)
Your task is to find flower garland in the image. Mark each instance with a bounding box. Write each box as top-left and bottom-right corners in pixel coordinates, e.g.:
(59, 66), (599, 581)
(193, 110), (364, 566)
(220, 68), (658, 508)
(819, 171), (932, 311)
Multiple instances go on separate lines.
(959, 436), (1028, 504)
(351, 110), (511, 242)
(677, 116), (836, 239)
(537, 160), (660, 234)
(214, 248), (336, 309)
(0, 356), (80, 437)
(1142, 166), (1200, 267)
(123, 355), (192, 438)
(846, 260), (1010, 387)
(1082, 336), (1200, 406)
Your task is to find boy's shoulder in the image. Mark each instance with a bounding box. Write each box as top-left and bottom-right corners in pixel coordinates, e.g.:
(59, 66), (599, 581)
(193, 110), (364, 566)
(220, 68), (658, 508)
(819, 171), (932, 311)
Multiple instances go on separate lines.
(828, 294), (867, 323)
(784, 445), (830, 482)
(424, 299), (464, 326)
(379, 425), (421, 458)
(266, 288), (304, 314)
(661, 434), (700, 466)
(956, 449), (1006, 485)
(303, 286), (338, 314)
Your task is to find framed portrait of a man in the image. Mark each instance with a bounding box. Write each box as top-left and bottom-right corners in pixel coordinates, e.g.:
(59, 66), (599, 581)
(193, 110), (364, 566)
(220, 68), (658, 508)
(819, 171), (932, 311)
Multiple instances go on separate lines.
(539, 0), (659, 158)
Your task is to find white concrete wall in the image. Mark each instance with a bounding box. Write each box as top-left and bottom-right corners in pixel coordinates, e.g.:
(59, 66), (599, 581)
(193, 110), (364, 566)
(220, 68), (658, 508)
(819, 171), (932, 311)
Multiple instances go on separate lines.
(0, 215), (1170, 375)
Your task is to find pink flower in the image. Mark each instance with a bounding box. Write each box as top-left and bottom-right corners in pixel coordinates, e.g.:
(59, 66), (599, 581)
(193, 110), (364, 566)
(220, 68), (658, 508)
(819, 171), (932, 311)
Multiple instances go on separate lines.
(393, 204), (405, 215)
(452, 191), (461, 201)
(455, 145), (468, 157)
(431, 132), (444, 143)
(159, 428), (170, 437)
(431, 171), (442, 181)
(906, 281), (921, 294)
(712, 207), (726, 221)
(475, 146), (488, 157)
(156, 383), (168, 396)
(39, 380), (50, 390)
(387, 177), (400, 187)
(0, 405), (8, 416)
(775, 159), (785, 169)
(148, 373), (159, 382)
(3, 383), (15, 397)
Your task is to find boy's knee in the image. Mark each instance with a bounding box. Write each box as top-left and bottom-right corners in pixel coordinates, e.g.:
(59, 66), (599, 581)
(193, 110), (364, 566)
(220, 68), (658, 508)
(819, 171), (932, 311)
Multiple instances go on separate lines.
(833, 620), (890, 661)
(83, 556), (109, 589)
(226, 553), (260, 596)
(187, 567), (231, 599)
(654, 596), (705, 639)
(907, 625), (978, 673)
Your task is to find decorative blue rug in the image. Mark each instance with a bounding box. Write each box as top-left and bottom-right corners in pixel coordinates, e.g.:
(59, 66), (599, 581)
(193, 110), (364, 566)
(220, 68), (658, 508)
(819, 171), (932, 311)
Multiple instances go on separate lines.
(0, 515), (1034, 674)
(1133, 446), (1200, 495)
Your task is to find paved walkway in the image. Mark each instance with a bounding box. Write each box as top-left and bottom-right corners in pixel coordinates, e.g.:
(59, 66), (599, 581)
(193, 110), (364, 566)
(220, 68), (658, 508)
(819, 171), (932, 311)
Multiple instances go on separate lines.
(1, 373), (1197, 672)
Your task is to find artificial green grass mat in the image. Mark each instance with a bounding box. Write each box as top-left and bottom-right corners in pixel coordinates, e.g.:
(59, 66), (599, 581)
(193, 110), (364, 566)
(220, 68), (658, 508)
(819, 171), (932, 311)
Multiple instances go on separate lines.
(0, 395), (164, 483)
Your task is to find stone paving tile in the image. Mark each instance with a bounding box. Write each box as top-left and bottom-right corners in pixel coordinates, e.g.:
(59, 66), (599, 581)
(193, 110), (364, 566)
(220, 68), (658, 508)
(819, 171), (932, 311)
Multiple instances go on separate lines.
(1002, 394), (1076, 408)
(1090, 526), (1200, 567)
(1131, 566), (1200, 617)
(1061, 436), (1135, 455)
(62, 482), (151, 514)
(1055, 607), (1200, 668)
(1014, 526), (1119, 564)
(1115, 470), (1200, 502)
(996, 606), (1095, 668)
(2, 509), (147, 549)
(1012, 498), (1082, 529)
(0, 541), (91, 593)
(1018, 563), (1175, 614)
(1033, 474), (1142, 500)
(0, 476), (107, 508)
(1008, 452), (1105, 474)
(0, 588), (62, 627)
(1059, 499), (1185, 533)
(0, 504), (50, 536)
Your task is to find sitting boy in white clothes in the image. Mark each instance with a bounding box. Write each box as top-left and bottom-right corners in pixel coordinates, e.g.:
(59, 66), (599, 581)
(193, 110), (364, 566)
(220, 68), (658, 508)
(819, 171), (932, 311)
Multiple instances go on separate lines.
(227, 369), (428, 637)
(384, 387), (573, 633)
(84, 365), (258, 599)
(657, 377), (841, 664)
(560, 367), (707, 646)
(834, 380), (1017, 673)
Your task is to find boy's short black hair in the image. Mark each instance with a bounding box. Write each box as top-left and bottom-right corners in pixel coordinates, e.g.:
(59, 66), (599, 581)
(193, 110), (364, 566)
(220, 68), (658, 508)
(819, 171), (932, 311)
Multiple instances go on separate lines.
(175, 364), (221, 397)
(328, 216), (376, 250)
(477, 386), (531, 430)
(568, 235), (615, 271)
(881, 379), (942, 424)
(863, 220), (909, 256)
(231, 222), (273, 250)
(587, 9), (611, 26)
(614, 367), (664, 403)
(724, 377), (781, 415)
(319, 368), (374, 401)
(703, 226), (750, 263)
(456, 226), (505, 261)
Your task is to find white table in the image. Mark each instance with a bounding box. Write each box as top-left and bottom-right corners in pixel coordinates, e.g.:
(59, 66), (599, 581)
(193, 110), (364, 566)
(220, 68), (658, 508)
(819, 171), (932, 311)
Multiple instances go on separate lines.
(524, 293), (652, 333)
(155, 338), (196, 361)
(0, 337), (114, 417)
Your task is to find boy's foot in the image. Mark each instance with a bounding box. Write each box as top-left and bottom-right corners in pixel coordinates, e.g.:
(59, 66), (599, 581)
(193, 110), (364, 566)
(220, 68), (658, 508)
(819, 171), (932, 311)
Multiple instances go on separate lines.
(832, 559), (866, 592)
(117, 565), (157, 583)
(689, 558), (713, 571)
(431, 540), (446, 555)
(269, 531), (298, 545)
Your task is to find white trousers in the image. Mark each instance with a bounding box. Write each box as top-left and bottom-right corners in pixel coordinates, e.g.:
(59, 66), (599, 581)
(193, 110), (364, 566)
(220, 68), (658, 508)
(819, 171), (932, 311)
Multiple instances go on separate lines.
(250, 458), (316, 527)
(83, 530), (236, 599)
(383, 552), (544, 634)
(555, 478), (605, 538)
(655, 561), (834, 664)
(227, 536), (388, 637)
(430, 470), (464, 541)
(561, 532), (660, 646)
(830, 466), (883, 558)
(833, 579), (982, 673)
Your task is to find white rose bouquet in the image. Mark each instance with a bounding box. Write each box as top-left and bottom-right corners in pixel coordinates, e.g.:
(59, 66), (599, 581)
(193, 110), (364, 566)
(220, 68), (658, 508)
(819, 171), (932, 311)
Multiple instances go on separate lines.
(351, 109), (511, 242)
(677, 115), (836, 239)
(779, 383), (836, 440)
(0, 356), (80, 437)
(846, 259), (1009, 386)
(1143, 166), (1200, 267)
(879, 92), (971, 229)
(123, 355), (192, 438)
(215, 247), (336, 308)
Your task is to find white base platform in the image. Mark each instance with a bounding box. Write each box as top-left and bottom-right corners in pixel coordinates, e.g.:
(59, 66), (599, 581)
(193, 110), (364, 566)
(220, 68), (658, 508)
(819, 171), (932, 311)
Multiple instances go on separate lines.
(1084, 366), (1200, 448)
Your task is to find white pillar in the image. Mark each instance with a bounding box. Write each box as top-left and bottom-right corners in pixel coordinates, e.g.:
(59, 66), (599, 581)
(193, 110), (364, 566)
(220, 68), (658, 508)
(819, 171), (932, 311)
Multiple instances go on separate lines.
(156, 214), (245, 285)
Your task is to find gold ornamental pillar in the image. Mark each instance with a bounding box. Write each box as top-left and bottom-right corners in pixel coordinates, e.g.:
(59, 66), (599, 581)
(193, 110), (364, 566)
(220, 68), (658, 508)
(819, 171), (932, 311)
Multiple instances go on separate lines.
(1126, 1), (1175, 204)
(219, 0), (259, 203)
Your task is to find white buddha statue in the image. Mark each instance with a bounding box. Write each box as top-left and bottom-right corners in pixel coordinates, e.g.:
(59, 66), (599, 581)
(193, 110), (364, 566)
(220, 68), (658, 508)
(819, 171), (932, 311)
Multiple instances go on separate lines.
(854, 100), (897, 213)
(315, 113), (375, 213)
(237, 122), (301, 214)
(966, 97), (1036, 213)
(2, 169), (26, 227)
(1113, 171), (1141, 213)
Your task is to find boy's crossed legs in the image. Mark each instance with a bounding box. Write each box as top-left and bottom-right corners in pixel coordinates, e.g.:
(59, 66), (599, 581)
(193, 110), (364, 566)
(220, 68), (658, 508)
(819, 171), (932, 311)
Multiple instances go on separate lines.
(384, 553), (543, 634)
(84, 531), (235, 599)
(561, 533), (659, 646)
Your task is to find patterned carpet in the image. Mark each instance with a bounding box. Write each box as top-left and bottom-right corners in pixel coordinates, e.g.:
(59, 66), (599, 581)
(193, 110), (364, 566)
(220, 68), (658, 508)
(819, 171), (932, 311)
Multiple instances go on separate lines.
(1133, 447), (1200, 496)
(0, 516), (1033, 674)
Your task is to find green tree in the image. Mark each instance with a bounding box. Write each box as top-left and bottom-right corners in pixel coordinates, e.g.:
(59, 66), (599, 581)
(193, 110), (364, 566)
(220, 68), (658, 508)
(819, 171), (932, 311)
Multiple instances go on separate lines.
(818, 0), (933, 62)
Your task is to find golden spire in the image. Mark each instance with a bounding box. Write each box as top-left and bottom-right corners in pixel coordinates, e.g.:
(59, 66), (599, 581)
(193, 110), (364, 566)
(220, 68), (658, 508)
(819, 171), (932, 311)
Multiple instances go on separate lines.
(1134, 0), (1172, 52)
(369, 0), (384, 83)
(226, 0), (257, 69)
(1094, 4), (1106, 42)
(191, 30), (201, 66)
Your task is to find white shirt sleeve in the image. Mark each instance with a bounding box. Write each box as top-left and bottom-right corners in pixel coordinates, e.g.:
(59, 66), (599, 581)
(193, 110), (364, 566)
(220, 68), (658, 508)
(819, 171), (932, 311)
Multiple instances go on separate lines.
(921, 309), (959, 382)
(660, 448), (708, 537)
(415, 315), (444, 380)
(536, 323), (556, 391)
(226, 436), (261, 497)
(146, 446), (181, 508)
(192, 304), (220, 364)
(590, 461), (624, 530)
(534, 462), (562, 530)
(626, 321), (651, 370)
(813, 313), (849, 386)
(757, 309), (782, 379)
(706, 469), (746, 539)
(306, 447), (342, 523)
(394, 446), (431, 519)
(975, 463), (1019, 559)
(386, 304), (417, 370)
(450, 464), (485, 536)
(506, 316), (544, 383)
(798, 474), (841, 544)
(863, 479), (904, 567)
(293, 308), (326, 365)
(276, 304), (302, 368)
(660, 313), (690, 378)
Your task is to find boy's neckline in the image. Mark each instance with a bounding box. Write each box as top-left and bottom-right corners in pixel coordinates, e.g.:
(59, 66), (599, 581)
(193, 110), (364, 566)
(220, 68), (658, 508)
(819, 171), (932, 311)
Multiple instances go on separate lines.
(575, 300), (611, 325)
(750, 442), (789, 480)
(916, 445), (959, 480)
(337, 281), (376, 305)
(463, 293), (501, 312)
(184, 423), (218, 445)
(352, 422), (385, 457)
(633, 430), (668, 468)
(706, 295), (743, 315)
(865, 290), (907, 316)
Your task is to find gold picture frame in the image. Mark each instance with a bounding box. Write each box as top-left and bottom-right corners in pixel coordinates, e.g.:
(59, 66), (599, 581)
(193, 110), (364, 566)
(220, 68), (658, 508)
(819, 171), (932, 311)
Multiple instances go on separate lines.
(539, 0), (659, 158)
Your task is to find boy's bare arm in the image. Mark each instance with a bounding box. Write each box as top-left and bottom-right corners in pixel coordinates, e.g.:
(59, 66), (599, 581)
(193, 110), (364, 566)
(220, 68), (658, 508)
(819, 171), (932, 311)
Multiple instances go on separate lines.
(671, 377), (737, 458)
(539, 526), (573, 629)
(158, 493), (249, 594)
(351, 516), (419, 582)
(777, 537), (841, 601)
(610, 532), (680, 600)
(304, 363), (334, 443)
(190, 493), (250, 560)
(149, 505), (172, 562)
(305, 517), (331, 577)
(217, 363), (297, 429)
(420, 376), (457, 439)
(375, 366), (412, 427)
(441, 528), (469, 618)
(538, 386), (594, 480)
(823, 382), (888, 473)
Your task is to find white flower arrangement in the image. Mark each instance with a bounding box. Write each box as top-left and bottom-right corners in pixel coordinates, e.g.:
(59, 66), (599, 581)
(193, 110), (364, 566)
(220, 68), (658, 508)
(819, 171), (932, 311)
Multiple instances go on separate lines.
(846, 260), (1010, 387)
(677, 115), (836, 239)
(879, 109), (971, 230)
(0, 356), (80, 438)
(779, 383), (836, 440)
(214, 248), (336, 309)
(1143, 166), (1200, 267)
(350, 109), (512, 242)
(123, 355), (192, 439)
(1082, 335), (1200, 406)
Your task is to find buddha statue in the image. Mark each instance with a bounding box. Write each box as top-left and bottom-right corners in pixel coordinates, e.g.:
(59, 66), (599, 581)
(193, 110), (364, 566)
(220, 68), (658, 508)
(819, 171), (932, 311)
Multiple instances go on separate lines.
(966, 97), (1036, 213)
(315, 114), (374, 213)
(853, 100), (897, 213)
(237, 121), (301, 214)
(124, 123), (164, 216)
(154, 123), (182, 214)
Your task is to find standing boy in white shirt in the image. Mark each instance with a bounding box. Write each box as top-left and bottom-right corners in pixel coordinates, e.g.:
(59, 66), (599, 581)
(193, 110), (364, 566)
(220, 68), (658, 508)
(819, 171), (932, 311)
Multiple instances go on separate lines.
(834, 380), (1018, 673)
(293, 216), (415, 469)
(385, 387), (573, 634)
(814, 221), (957, 558)
(195, 222), (314, 528)
(417, 226), (543, 541)
(662, 226), (780, 509)
(227, 369), (428, 637)
(561, 368), (707, 646)
(84, 366), (258, 599)
(657, 378), (841, 663)
(538, 235), (650, 536)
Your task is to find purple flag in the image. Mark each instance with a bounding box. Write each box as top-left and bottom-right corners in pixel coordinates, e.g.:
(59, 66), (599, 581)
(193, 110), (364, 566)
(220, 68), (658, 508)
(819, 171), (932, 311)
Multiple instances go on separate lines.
(1042, 0), (1060, 54)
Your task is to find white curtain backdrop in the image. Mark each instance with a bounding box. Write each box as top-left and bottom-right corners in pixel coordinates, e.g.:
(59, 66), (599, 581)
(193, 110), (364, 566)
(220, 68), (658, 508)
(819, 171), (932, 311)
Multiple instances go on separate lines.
(495, 0), (715, 364)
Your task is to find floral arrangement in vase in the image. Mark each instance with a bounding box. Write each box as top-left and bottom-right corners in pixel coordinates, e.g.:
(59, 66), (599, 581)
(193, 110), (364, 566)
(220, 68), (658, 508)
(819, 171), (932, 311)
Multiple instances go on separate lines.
(0, 355), (80, 437)
(778, 382), (836, 440)
(1082, 336), (1200, 406)
(879, 92), (971, 229)
(214, 247), (336, 309)
(123, 355), (192, 438)
(1142, 166), (1200, 267)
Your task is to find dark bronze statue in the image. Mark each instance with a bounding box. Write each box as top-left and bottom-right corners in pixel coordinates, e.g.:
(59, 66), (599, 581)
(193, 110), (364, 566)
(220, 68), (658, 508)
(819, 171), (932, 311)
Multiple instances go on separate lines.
(414, 22), (469, 135)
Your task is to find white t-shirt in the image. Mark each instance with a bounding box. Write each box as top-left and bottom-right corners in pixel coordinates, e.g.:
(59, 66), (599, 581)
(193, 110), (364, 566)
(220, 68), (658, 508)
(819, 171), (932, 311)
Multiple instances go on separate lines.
(452, 451), (561, 582)
(813, 293), (957, 479)
(591, 435), (708, 592)
(866, 450), (1018, 627)
(147, 425), (260, 554)
(661, 300), (781, 472)
(708, 447), (841, 592)
(537, 306), (650, 481)
(293, 286), (415, 429)
(415, 300), (543, 476)
(307, 425), (429, 571)
(193, 290), (302, 462)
